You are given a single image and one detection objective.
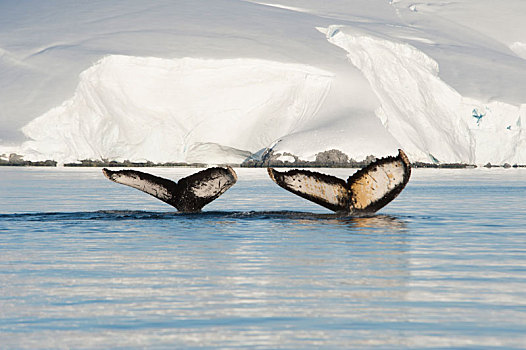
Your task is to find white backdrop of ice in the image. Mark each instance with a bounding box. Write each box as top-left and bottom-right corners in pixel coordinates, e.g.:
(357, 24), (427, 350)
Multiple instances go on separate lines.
(1, 0), (526, 165)
(325, 26), (526, 164)
(20, 56), (333, 164)
(510, 42), (526, 60)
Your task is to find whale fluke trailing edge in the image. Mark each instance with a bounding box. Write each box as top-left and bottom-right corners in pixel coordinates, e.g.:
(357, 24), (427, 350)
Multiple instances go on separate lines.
(267, 149), (411, 214)
(102, 166), (237, 212)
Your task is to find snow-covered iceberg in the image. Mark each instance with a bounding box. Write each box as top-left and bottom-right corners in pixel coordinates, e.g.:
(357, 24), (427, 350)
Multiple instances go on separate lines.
(323, 26), (525, 165)
(19, 56), (333, 164)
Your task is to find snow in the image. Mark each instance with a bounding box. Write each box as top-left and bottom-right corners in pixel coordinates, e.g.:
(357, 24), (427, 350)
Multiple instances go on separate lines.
(276, 154), (296, 163)
(511, 42), (526, 60)
(19, 56), (333, 164)
(1, 0), (525, 165)
(324, 26), (525, 164)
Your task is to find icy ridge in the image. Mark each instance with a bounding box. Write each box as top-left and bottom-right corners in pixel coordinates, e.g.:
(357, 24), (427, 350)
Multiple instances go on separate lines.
(19, 56), (334, 164)
(325, 26), (525, 165)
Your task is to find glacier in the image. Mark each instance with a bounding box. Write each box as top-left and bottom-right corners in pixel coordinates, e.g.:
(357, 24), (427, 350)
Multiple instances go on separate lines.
(19, 56), (333, 164)
(1, 0), (525, 165)
(324, 26), (525, 164)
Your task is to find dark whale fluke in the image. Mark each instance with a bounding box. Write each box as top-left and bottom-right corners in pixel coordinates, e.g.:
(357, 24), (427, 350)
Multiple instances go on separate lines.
(102, 166), (237, 212)
(267, 149), (411, 214)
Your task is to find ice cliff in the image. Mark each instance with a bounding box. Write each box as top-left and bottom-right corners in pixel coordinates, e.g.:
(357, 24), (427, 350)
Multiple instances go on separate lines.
(19, 56), (333, 164)
(324, 26), (525, 165)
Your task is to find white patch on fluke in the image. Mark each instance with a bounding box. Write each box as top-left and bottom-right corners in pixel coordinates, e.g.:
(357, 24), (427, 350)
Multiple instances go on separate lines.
(283, 174), (347, 207)
(349, 161), (406, 210)
(108, 172), (171, 202)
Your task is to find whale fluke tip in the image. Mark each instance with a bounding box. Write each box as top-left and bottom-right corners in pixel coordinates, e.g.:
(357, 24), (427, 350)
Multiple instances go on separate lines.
(102, 168), (111, 179)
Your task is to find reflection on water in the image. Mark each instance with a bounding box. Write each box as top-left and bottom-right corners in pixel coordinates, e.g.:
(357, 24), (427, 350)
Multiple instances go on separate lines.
(1, 209), (407, 230)
(1, 167), (525, 349)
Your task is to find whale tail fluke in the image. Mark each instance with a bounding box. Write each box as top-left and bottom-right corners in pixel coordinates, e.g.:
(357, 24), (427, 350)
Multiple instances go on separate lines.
(268, 149), (411, 214)
(103, 166), (237, 212)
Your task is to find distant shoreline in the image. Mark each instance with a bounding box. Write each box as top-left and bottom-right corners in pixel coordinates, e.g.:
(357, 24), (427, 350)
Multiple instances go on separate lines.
(1, 159), (525, 169)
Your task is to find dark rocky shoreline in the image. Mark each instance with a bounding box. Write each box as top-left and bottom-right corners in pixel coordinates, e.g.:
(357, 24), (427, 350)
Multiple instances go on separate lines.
(2, 151), (525, 168)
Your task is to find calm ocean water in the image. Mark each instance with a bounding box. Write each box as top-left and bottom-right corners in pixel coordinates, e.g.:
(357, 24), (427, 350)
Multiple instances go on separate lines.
(1, 167), (525, 349)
